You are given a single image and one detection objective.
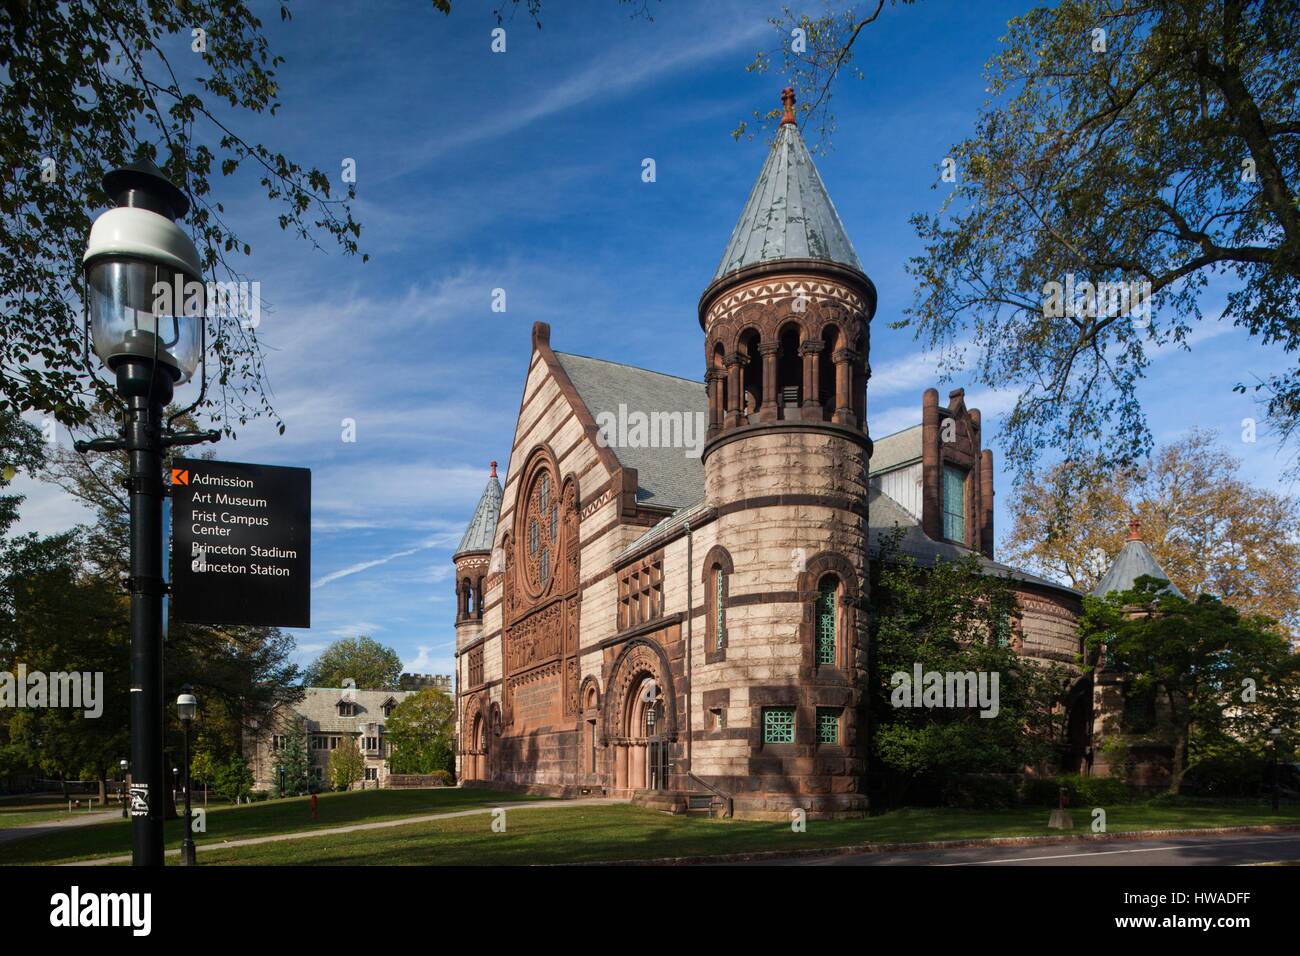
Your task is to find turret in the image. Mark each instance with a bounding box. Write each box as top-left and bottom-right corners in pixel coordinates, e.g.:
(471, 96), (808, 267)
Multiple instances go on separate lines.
(692, 89), (874, 818)
(453, 461), (503, 649)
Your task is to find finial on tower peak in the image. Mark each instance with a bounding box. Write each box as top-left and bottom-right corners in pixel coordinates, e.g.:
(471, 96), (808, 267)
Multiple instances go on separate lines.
(1128, 515), (1141, 541)
(780, 87), (796, 126)
(490, 460), (498, 479)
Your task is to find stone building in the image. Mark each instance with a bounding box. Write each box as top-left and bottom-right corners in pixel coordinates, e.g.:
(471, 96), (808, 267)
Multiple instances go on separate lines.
(452, 90), (1087, 818)
(399, 673), (453, 693)
(245, 685), (416, 791)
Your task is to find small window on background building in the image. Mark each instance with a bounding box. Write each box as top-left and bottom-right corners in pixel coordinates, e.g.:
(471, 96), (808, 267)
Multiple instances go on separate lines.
(815, 577), (837, 665)
(709, 708), (724, 731)
(943, 464), (966, 542)
(763, 707), (795, 744)
(816, 708), (840, 745)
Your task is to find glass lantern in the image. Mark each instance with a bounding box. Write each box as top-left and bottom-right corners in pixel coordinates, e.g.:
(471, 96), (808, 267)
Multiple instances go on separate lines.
(83, 159), (204, 383)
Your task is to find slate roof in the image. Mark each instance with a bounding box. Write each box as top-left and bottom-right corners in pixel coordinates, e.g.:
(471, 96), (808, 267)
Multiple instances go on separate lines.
(869, 425), (923, 474)
(291, 686), (417, 734)
(555, 352), (707, 512)
(1092, 536), (1185, 599)
(455, 470), (503, 556)
(713, 121), (862, 282)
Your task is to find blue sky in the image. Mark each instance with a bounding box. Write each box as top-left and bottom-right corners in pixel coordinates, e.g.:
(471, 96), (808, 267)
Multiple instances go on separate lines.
(16, 0), (1295, 678)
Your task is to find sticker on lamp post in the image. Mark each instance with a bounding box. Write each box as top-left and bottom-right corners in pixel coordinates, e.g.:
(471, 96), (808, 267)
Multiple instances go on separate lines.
(129, 783), (150, 818)
(169, 458), (311, 628)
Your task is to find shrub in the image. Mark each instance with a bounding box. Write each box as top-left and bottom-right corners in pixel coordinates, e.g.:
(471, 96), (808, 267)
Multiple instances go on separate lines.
(941, 774), (1020, 809)
(1021, 774), (1130, 807)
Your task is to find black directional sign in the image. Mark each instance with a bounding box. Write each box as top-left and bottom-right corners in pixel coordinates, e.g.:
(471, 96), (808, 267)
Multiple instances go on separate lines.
(169, 458), (311, 628)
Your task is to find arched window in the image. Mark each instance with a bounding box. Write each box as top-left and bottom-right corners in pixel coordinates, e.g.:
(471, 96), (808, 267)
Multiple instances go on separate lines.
(739, 329), (763, 420)
(777, 325), (802, 417)
(712, 564), (727, 650)
(815, 575), (838, 666)
(819, 326), (839, 418)
(461, 577), (473, 617)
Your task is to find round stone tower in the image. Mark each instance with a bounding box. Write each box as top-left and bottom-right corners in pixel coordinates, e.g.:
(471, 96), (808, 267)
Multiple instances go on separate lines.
(453, 463), (502, 653)
(696, 88), (875, 818)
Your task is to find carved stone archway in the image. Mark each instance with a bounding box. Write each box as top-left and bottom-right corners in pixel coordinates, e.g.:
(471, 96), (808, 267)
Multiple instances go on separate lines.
(604, 639), (677, 792)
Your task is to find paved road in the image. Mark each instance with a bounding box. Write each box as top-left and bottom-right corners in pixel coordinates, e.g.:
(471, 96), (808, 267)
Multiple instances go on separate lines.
(780, 831), (1300, 866)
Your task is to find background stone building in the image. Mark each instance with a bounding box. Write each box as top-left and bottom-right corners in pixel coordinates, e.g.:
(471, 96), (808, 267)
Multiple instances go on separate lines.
(450, 90), (1096, 819)
(245, 685), (416, 791)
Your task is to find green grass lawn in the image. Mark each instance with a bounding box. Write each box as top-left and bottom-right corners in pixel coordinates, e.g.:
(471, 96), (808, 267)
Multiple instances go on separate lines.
(0, 799), (114, 830)
(6, 788), (1297, 866)
(177, 798), (1300, 867)
(0, 787), (542, 865)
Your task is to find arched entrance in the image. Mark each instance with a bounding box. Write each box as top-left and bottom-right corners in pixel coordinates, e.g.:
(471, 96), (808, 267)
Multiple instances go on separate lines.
(605, 640), (677, 793)
(623, 677), (668, 791)
(462, 695), (488, 781)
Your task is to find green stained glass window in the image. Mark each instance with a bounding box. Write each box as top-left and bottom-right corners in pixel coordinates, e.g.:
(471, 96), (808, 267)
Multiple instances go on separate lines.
(994, 613), (1011, 647)
(943, 464), (966, 542)
(816, 708), (839, 745)
(714, 567), (726, 649)
(763, 707), (795, 744)
(815, 577), (837, 665)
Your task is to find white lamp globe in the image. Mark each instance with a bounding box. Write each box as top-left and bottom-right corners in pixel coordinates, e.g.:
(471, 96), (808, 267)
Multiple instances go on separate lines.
(83, 158), (204, 383)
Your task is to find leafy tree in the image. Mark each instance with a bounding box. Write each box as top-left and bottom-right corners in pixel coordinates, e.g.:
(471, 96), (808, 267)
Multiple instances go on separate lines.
(753, 1), (1300, 474)
(907, 0), (1300, 475)
(270, 716), (310, 797)
(326, 736), (365, 792)
(303, 636), (403, 690)
(0, 528), (130, 800)
(871, 538), (1072, 801)
(1003, 429), (1300, 635)
(0, 409), (44, 535)
(1080, 576), (1300, 794)
(213, 752), (254, 802)
(385, 689), (455, 775)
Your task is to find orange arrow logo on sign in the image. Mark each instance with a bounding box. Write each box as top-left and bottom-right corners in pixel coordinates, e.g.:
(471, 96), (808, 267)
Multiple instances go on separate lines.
(171, 468), (190, 486)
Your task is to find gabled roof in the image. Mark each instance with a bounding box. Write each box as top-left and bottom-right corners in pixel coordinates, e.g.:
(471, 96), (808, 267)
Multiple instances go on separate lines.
(455, 467), (503, 556)
(713, 112), (862, 282)
(554, 352), (706, 512)
(1092, 520), (1184, 598)
(291, 687), (417, 734)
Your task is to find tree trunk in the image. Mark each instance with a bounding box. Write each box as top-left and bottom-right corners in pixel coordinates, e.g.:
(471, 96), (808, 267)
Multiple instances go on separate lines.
(96, 769), (107, 804)
(1168, 723), (1190, 796)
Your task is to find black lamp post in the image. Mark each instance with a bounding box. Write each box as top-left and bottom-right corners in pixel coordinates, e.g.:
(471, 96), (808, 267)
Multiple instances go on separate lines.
(75, 158), (219, 866)
(1270, 727), (1283, 812)
(177, 686), (198, 865)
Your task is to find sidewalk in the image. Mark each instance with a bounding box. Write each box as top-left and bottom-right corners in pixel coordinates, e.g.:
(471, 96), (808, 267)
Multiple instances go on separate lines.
(0, 810), (121, 847)
(64, 797), (630, 866)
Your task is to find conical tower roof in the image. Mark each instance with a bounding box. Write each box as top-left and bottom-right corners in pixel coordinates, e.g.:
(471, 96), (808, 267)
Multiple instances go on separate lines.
(454, 462), (503, 558)
(1092, 517), (1185, 599)
(713, 88), (862, 283)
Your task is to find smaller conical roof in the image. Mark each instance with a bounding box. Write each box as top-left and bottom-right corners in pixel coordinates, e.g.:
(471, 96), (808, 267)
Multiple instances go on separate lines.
(712, 88), (862, 282)
(1092, 517), (1184, 598)
(454, 462), (503, 558)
